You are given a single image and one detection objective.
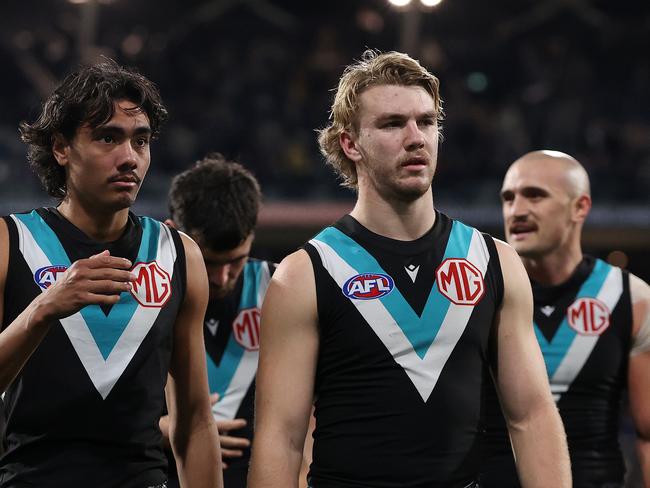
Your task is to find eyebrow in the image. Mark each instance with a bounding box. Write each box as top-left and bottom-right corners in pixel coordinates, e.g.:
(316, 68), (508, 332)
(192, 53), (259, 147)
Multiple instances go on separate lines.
(500, 186), (550, 198)
(91, 125), (152, 137)
(375, 110), (438, 122)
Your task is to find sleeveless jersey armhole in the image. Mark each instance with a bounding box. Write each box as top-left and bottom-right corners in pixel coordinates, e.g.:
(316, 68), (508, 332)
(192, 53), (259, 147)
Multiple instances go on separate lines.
(482, 234), (504, 310)
(168, 227), (187, 302)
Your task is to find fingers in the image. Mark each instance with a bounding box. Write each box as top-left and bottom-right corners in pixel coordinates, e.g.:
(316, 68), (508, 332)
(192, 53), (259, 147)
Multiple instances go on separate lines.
(87, 251), (132, 271)
(210, 393), (220, 405)
(85, 279), (133, 295)
(84, 292), (124, 306)
(216, 418), (247, 432)
(221, 446), (244, 459)
(90, 250), (110, 259)
(86, 268), (136, 283)
(219, 434), (250, 450)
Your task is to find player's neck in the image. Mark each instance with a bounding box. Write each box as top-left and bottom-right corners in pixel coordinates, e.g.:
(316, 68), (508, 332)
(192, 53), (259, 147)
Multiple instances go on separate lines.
(521, 245), (584, 287)
(57, 198), (130, 243)
(350, 188), (435, 241)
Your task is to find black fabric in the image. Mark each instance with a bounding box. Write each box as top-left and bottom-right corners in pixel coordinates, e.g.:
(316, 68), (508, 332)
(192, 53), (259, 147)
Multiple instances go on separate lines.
(306, 211), (502, 488)
(481, 256), (632, 487)
(0, 209), (185, 488)
(166, 259), (275, 488)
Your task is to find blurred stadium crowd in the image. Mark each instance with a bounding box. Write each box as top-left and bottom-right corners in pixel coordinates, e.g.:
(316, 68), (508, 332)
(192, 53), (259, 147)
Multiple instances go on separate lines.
(1, 0), (649, 210)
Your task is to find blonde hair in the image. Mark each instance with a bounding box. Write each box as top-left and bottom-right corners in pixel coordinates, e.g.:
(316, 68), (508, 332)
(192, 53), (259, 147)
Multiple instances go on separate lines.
(317, 49), (443, 188)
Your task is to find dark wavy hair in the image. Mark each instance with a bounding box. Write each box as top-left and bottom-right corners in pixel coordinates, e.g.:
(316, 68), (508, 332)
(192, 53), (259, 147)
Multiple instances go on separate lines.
(19, 58), (168, 198)
(168, 153), (262, 251)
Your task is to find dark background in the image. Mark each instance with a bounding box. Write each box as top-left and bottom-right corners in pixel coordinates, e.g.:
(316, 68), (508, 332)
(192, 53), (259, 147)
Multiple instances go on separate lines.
(0, 0), (648, 274)
(0, 1), (648, 484)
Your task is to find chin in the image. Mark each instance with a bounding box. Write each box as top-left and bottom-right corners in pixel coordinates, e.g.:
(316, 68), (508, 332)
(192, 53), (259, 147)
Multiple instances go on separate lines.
(513, 245), (544, 259)
(390, 183), (430, 202)
(111, 193), (137, 211)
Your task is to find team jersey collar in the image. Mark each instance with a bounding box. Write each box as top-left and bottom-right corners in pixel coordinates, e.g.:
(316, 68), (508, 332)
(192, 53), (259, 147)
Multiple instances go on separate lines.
(334, 210), (449, 256)
(532, 255), (596, 305)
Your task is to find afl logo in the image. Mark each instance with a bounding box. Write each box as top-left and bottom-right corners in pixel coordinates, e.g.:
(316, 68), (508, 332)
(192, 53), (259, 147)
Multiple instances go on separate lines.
(233, 308), (261, 351)
(436, 258), (485, 306)
(567, 298), (611, 336)
(34, 265), (68, 289)
(342, 273), (394, 300)
(130, 261), (172, 307)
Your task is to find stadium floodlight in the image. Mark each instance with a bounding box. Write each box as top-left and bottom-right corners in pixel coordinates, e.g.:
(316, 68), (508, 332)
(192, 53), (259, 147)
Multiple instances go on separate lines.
(388, 0), (413, 7)
(420, 0), (443, 6)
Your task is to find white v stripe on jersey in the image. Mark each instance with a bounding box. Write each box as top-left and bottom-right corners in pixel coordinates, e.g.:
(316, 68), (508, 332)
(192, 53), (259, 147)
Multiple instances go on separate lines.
(211, 262), (272, 420)
(551, 266), (623, 401)
(12, 216), (176, 399)
(311, 229), (489, 402)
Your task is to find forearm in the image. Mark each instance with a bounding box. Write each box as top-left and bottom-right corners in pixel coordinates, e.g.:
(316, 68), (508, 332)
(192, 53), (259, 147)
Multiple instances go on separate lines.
(249, 428), (305, 488)
(171, 420), (222, 488)
(637, 438), (650, 487)
(509, 400), (571, 488)
(0, 298), (52, 393)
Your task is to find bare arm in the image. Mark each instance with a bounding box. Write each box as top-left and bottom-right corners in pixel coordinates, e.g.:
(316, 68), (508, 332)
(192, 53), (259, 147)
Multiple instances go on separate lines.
(298, 408), (316, 488)
(248, 250), (319, 488)
(628, 273), (650, 487)
(0, 219), (134, 393)
(166, 233), (222, 487)
(493, 240), (571, 487)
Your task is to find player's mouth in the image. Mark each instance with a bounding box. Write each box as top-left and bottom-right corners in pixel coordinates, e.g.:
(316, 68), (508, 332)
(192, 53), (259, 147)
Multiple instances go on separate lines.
(109, 173), (141, 189)
(509, 222), (537, 240)
(400, 156), (428, 170)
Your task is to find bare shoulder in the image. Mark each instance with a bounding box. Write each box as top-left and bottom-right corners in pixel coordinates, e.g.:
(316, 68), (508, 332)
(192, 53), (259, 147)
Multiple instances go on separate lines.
(176, 230), (205, 270)
(492, 237), (533, 317)
(630, 272), (650, 304)
(629, 272), (650, 337)
(177, 230), (200, 257)
(493, 238), (526, 275)
(175, 230), (208, 301)
(263, 249), (317, 324)
(272, 249), (313, 286)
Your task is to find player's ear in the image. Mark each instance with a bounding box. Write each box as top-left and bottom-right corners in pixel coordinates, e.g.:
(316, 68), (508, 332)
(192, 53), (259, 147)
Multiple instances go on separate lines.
(340, 130), (362, 163)
(52, 134), (71, 167)
(572, 194), (591, 222)
(164, 219), (177, 229)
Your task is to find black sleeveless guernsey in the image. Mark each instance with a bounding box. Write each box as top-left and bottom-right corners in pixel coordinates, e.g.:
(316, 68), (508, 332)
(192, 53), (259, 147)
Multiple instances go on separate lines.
(304, 212), (503, 488)
(482, 256), (632, 488)
(166, 259), (275, 488)
(0, 208), (186, 488)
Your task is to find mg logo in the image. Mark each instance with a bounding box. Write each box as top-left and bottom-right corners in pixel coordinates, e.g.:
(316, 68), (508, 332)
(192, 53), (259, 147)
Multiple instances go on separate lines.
(436, 258), (485, 305)
(567, 298), (611, 336)
(233, 308), (261, 351)
(130, 261), (172, 307)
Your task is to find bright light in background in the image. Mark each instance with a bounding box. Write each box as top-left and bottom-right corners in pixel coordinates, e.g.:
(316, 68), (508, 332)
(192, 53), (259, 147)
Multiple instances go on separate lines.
(68, 0), (117, 3)
(387, 0), (445, 6)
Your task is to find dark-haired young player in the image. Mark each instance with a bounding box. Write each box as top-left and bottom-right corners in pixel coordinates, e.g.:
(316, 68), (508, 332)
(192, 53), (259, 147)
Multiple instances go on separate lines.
(164, 154), (275, 488)
(0, 60), (221, 488)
